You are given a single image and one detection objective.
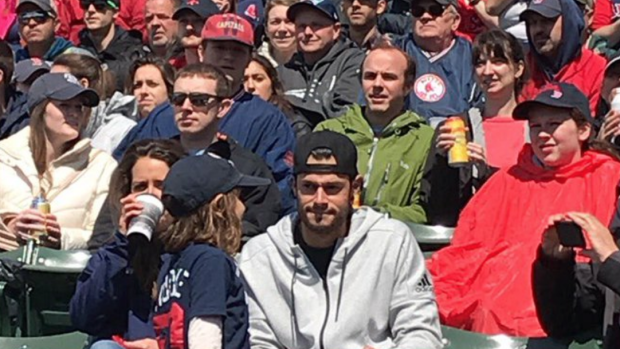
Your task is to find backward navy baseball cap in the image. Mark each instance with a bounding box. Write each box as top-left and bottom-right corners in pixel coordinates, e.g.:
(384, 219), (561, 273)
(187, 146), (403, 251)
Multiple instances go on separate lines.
(294, 131), (358, 178)
(27, 73), (100, 112)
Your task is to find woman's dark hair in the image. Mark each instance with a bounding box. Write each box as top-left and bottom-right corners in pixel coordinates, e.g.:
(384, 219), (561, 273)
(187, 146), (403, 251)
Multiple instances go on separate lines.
(124, 57), (175, 98)
(472, 29), (528, 96)
(109, 139), (186, 295)
(53, 53), (115, 100)
(250, 53), (295, 115)
(0, 40), (14, 110)
(570, 109), (620, 161)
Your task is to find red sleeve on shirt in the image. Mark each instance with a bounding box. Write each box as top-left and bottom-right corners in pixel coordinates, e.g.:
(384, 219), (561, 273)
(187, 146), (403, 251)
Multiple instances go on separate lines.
(591, 0), (613, 31)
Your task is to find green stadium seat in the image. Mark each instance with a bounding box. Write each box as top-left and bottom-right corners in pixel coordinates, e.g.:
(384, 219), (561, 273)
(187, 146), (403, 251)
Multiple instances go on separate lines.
(405, 222), (455, 253)
(0, 331), (88, 349)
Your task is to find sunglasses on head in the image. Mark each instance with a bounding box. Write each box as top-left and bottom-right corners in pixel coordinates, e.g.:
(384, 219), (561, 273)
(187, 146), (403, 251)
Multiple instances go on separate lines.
(80, 0), (118, 11)
(18, 11), (51, 25)
(411, 3), (446, 17)
(172, 92), (220, 107)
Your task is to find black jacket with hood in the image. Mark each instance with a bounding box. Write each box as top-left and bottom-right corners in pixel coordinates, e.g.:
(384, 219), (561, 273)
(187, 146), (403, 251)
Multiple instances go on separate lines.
(79, 26), (146, 92)
(278, 37), (364, 126)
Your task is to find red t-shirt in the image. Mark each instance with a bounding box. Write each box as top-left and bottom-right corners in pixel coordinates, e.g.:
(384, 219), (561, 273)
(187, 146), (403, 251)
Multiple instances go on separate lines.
(456, 0), (486, 41)
(591, 0), (620, 31)
(482, 116), (527, 168)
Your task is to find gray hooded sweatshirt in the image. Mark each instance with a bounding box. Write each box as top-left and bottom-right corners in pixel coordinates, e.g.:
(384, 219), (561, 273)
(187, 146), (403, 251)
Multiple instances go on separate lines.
(85, 92), (138, 154)
(239, 208), (443, 349)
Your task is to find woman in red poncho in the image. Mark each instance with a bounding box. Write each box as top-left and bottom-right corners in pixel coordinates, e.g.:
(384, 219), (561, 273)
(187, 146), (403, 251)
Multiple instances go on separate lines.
(428, 82), (620, 338)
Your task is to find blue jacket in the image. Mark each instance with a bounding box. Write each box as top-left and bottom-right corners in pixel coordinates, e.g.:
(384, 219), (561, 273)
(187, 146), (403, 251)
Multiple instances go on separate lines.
(394, 35), (480, 125)
(0, 90), (29, 140)
(220, 92), (296, 215)
(15, 37), (74, 62)
(70, 233), (155, 341)
(113, 96), (296, 215)
(113, 102), (178, 160)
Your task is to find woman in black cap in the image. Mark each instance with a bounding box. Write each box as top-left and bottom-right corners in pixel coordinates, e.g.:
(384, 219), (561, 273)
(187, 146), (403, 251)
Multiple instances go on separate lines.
(0, 72), (117, 251)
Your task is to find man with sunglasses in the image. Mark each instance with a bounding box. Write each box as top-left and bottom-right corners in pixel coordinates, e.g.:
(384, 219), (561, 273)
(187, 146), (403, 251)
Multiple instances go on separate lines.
(393, 0), (479, 128)
(519, 0), (606, 117)
(172, 63), (282, 238)
(14, 0), (74, 63)
(79, 0), (145, 92)
(277, 0), (364, 126)
(201, 14), (297, 216)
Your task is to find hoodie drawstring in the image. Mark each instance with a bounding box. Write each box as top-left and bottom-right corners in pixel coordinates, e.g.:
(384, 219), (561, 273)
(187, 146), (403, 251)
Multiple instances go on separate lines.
(334, 248), (348, 322)
(290, 256), (299, 348)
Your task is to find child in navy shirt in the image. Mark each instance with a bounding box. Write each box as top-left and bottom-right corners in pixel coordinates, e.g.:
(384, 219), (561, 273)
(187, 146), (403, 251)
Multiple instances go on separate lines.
(154, 154), (270, 349)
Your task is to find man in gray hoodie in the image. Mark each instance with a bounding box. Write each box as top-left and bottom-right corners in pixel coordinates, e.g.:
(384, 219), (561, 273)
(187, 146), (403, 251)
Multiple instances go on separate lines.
(278, 0), (365, 127)
(239, 130), (443, 349)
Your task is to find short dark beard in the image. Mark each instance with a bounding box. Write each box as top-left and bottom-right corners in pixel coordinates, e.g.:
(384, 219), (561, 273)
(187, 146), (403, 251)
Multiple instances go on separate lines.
(298, 203), (352, 236)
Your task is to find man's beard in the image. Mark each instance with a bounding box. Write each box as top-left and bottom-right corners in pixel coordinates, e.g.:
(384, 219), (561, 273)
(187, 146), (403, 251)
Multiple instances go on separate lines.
(298, 204), (352, 235)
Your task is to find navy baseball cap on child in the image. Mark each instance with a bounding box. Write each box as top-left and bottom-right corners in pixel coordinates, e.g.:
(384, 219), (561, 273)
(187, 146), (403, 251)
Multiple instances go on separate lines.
(513, 82), (592, 123)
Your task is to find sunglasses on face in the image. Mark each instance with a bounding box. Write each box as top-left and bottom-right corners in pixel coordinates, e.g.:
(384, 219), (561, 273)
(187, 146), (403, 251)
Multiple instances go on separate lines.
(411, 4), (446, 17)
(18, 11), (51, 25)
(80, 0), (117, 11)
(171, 92), (220, 107)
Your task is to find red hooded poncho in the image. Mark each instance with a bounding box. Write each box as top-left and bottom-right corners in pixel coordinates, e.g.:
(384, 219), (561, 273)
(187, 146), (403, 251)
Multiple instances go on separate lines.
(428, 145), (620, 337)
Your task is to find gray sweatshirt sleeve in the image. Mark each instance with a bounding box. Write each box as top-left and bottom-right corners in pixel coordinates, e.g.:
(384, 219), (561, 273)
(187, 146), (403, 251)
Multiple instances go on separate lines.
(242, 275), (285, 349)
(389, 227), (443, 349)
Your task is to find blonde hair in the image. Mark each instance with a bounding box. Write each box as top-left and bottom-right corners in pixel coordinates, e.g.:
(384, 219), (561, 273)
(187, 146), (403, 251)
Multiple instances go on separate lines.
(158, 190), (242, 255)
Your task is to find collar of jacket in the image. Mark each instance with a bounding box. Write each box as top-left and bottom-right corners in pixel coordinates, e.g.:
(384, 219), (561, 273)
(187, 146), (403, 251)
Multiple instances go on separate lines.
(288, 37), (354, 71)
(79, 25), (141, 54)
(340, 104), (426, 138)
(0, 126), (94, 168)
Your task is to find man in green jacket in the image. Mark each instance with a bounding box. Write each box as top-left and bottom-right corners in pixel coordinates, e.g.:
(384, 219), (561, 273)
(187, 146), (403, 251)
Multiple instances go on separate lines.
(316, 42), (433, 223)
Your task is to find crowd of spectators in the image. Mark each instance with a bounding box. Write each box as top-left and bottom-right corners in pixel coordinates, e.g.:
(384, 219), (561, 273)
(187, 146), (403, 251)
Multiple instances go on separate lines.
(1, 0), (620, 347)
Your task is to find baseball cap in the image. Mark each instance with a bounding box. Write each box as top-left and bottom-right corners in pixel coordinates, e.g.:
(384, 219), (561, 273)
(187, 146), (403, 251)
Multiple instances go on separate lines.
(27, 73), (100, 112)
(287, 0), (340, 23)
(520, 0), (562, 21)
(17, 0), (58, 17)
(173, 0), (220, 20)
(606, 51), (620, 73)
(294, 131), (358, 178)
(162, 154), (271, 218)
(13, 58), (50, 84)
(201, 14), (254, 47)
(423, 0), (459, 7)
(513, 83), (592, 122)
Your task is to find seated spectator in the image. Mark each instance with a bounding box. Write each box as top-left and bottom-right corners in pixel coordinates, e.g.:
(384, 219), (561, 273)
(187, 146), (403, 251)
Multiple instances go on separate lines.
(589, 0), (620, 54)
(343, 0), (386, 51)
(244, 54), (312, 137)
(79, 0), (145, 92)
(239, 131), (442, 349)
(145, 0), (185, 68)
(51, 53), (139, 154)
(154, 154), (259, 349)
(15, 0), (74, 62)
(0, 40), (13, 116)
(201, 14), (297, 215)
(597, 54), (620, 146)
(393, 0), (478, 127)
(0, 58), (50, 140)
(172, 63), (282, 238)
(421, 29), (528, 226)
(173, 0), (220, 65)
(316, 43), (433, 223)
(428, 83), (620, 337)
(278, 0), (364, 126)
(71, 139), (185, 349)
(54, 0), (146, 44)
(113, 57), (176, 159)
(258, 0), (298, 67)
(0, 73), (117, 251)
(534, 211), (620, 348)
(0, 0), (17, 41)
(520, 0), (606, 116)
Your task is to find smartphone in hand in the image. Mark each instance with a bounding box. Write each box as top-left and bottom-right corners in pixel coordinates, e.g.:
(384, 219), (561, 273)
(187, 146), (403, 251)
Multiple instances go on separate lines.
(555, 221), (586, 248)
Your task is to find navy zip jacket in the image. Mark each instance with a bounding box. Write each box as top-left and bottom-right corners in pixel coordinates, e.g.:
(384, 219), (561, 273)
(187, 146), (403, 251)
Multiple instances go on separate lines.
(0, 91), (29, 140)
(70, 233), (155, 341)
(394, 35), (479, 126)
(113, 95), (296, 215)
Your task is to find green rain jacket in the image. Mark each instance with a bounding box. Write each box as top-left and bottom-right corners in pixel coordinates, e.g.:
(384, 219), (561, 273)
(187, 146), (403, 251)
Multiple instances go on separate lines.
(316, 105), (433, 223)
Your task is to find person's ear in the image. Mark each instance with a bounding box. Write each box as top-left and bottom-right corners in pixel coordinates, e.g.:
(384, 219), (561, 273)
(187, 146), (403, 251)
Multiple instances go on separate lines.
(217, 98), (233, 118)
(112, 10), (120, 20)
(578, 121), (592, 142)
(352, 175), (363, 195)
(449, 7), (461, 32)
(514, 60), (525, 80)
(377, 0), (387, 15)
(333, 22), (341, 40)
(54, 18), (61, 32)
(80, 77), (90, 88)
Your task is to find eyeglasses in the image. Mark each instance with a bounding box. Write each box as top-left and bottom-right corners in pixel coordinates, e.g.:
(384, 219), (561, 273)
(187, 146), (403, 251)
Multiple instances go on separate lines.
(171, 92), (220, 107)
(18, 11), (51, 25)
(411, 4), (446, 18)
(80, 0), (118, 11)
